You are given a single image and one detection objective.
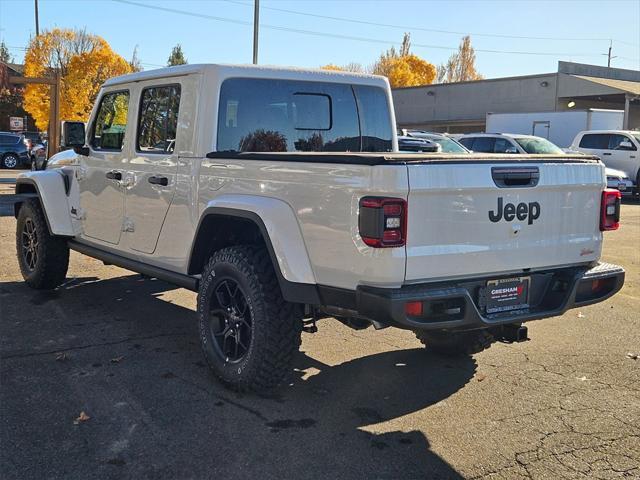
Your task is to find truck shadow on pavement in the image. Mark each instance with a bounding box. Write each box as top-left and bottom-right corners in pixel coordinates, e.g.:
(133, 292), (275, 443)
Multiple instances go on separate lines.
(1, 274), (476, 479)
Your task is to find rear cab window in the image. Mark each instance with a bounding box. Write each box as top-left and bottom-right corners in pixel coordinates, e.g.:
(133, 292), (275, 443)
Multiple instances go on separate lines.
(91, 90), (130, 151)
(216, 78), (392, 153)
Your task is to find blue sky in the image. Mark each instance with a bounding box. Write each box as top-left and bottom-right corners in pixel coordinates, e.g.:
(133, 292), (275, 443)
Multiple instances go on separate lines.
(1, 0), (639, 79)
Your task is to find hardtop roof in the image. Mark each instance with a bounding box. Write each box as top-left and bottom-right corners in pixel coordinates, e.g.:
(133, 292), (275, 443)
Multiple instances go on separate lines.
(103, 63), (388, 88)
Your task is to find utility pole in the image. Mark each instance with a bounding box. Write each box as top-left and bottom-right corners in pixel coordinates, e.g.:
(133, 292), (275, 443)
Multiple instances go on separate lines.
(606, 40), (617, 68)
(252, 0), (259, 64)
(34, 0), (39, 37)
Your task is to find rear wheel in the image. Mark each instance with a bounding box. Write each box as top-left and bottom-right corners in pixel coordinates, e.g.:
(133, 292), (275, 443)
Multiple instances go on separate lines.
(2, 153), (19, 169)
(197, 245), (302, 392)
(416, 329), (495, 356)
(16, 199), (69, 289)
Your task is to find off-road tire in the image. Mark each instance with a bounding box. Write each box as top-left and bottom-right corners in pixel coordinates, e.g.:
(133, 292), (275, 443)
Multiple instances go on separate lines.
(16, 198), (69, 289)
(2, 153), (19, 169)
(197, 245), (302, 392)
(416, 329), (494, 356)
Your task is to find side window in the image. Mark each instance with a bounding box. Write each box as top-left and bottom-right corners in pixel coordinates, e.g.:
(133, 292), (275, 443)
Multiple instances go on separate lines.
(458, 137), (474, 149)
(217, 78), (360, 153)
(471, 137), (495, 153)
(0, 134), (19, 145)
(579, 134), (609, 149)
(137, 85), (181, 153)
(609, 134), (636, 151)
(91, 91), (130, 151)
(353, 85), (393, 152)
(494, 138), (518, 153)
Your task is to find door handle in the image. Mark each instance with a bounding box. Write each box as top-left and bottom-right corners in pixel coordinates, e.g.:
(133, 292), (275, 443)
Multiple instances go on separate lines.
(602, 152), (612, 156)
(105, 170), (122, 180)
(148, 176), (169, 186)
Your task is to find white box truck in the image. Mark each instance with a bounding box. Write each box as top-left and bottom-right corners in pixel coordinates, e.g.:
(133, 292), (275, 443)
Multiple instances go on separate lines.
(485, 109), (624, 148)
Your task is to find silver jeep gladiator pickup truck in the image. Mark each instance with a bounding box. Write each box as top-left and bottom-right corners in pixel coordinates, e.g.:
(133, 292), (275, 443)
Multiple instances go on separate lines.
(15, 64), (624, 392)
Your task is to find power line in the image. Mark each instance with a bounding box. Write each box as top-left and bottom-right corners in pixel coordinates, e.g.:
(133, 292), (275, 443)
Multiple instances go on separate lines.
(111, 0), (607, 58)
(223, 0), (638, 46)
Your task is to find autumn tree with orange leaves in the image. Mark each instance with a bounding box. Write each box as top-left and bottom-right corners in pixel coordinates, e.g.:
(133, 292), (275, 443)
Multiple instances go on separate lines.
(23, 28), (132, 131)
(321, 33), (436, 88)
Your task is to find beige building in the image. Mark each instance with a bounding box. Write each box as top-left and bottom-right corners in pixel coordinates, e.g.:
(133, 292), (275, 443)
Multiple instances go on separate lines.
(392, 61), (640, 133)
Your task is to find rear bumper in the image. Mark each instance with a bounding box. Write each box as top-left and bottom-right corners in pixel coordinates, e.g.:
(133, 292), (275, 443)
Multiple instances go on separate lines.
(356, 262), (625, 331)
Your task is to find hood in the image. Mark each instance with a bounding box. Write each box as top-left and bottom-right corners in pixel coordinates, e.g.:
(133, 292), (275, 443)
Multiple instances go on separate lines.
(46, 148), (79, 169)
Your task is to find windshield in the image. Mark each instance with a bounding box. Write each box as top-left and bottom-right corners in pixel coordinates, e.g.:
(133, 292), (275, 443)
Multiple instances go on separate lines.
(630, 133), (640, 143)
(514, 137), (563, 154)
(409, 133), (468, 153)
(426, 136), (468, 153)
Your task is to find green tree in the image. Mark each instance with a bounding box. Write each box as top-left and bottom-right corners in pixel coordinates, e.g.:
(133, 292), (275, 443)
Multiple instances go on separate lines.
(0, 40), (12, 63)
(167, 44), (187, 66)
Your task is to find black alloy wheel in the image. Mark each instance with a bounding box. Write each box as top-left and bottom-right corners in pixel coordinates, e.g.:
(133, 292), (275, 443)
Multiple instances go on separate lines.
(208, 278), (253, 363)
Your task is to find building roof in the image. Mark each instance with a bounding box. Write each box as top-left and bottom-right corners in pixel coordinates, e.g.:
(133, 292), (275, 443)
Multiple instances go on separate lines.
(571, 75), (640, 96)
(5, 63), (24, 76)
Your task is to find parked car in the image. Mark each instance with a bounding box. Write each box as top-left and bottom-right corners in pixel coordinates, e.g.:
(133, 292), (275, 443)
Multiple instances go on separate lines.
(458, 133), (564, 154)
(485, 109), (624, 149)
(0, 132), (31, 169)
(605, 167), (634, 194)
(397, 135), (440, 152)
(570, 130), (640, 196)
(401, 130), (470, 153)
(15, 64), (624, 392)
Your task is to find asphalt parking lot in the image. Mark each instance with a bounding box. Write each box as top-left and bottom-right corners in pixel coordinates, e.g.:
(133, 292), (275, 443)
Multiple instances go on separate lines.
(0, 170), (639, 479)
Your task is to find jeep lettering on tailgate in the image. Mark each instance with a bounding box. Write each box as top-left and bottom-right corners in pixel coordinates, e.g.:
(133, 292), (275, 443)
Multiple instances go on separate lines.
(489, 197), (540, 225)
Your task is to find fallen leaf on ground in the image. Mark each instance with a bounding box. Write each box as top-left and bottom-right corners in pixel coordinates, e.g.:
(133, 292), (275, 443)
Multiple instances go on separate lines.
(110, 356), (124, 363)
(73, 411), (90, 425)
(577, 312), (585, 318)
(55, 353), (69, 362)
(476, 373), (487, 382)
(626, 352), (638, 360)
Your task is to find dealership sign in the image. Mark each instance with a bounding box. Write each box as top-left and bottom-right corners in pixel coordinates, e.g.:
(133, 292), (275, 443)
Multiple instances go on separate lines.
(9, 117), (24, 131)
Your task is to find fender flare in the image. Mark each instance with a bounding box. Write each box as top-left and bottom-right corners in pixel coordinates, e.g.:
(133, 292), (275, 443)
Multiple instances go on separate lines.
(14, 171), (75, 237)
(191, 195), (320, 304)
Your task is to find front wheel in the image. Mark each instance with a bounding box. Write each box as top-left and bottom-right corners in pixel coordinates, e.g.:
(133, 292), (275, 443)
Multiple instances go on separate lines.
(2, 153), (19, 169)
(416, 329), (495, 356)
(16, 199), (70, 289)
(197, 245), (302, 392)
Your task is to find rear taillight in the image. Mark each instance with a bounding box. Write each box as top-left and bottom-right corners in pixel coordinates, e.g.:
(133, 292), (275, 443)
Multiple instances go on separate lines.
(600, 189), (621, 231)
(359, 197), (407, 247)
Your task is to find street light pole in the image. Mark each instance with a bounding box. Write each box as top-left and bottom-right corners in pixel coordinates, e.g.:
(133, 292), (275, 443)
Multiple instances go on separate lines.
(34, 0), (39, 37)
(252, 0), (259, 64)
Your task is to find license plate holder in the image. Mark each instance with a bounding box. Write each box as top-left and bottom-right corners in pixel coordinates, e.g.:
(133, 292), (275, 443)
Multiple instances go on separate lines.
(485, 277), (530, 314)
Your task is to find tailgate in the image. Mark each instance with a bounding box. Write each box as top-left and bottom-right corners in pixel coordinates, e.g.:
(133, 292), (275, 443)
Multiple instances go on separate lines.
(405, 161), (604, 283)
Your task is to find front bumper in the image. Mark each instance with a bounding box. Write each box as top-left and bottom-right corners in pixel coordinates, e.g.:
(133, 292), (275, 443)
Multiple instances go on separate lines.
(356, 262), (625, 331)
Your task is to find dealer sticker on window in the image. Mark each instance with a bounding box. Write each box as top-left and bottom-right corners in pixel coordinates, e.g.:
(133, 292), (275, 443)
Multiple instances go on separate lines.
(486, 277), (530, 314)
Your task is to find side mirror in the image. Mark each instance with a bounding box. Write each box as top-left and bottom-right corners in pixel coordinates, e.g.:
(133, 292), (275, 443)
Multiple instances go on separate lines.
(618, 140), (634, 151)
(62, 121), (86, 148)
